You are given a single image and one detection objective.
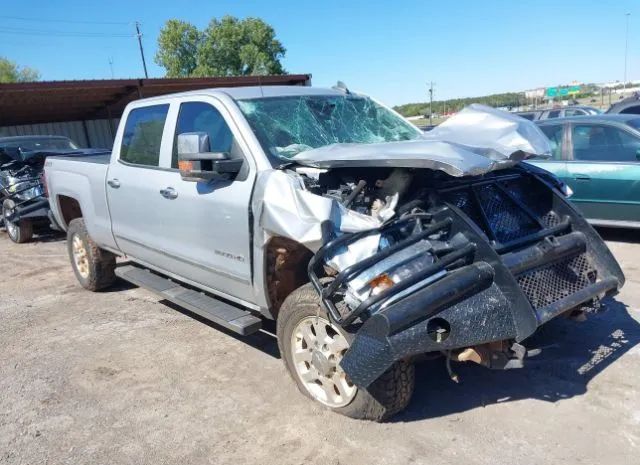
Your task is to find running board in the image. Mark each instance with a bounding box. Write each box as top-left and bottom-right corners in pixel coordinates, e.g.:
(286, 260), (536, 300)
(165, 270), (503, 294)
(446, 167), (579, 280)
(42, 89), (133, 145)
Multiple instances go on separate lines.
(115, 264), (262, 335)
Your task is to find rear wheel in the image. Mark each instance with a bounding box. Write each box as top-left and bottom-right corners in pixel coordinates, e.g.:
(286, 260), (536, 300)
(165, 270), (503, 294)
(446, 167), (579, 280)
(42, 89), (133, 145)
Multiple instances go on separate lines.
(2, 199), (33, 243)
(67, 218), (116, 291)
(277, 283), (415, 421)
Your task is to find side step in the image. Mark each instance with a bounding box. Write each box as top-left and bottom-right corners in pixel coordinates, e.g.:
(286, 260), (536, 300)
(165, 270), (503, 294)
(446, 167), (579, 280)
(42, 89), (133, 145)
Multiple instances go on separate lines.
(115, 264), (262, 336)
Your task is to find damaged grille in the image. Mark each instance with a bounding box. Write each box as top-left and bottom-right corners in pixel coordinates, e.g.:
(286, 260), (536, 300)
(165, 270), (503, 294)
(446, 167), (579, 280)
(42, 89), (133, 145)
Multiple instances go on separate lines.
(442, 179), (545, 244)
(441, 173), (600, 314)
(445, 189), (485, 229)
(474, 184), (538, 243)
(516, 253), (596, 310)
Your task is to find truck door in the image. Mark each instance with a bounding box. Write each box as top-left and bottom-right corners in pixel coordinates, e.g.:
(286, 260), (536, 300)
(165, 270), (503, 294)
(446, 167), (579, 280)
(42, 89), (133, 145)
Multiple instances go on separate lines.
(112, 97), (257, 303)
(106, 103), (181, 268)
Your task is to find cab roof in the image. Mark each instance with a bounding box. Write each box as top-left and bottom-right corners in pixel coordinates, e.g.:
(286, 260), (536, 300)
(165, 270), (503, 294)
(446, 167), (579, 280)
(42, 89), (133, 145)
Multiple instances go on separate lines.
(133, 85), (346, 103)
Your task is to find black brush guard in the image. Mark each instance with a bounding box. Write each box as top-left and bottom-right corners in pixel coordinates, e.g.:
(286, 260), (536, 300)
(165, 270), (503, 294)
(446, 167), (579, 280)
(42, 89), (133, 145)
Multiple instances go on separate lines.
(308, 170), (624, 388)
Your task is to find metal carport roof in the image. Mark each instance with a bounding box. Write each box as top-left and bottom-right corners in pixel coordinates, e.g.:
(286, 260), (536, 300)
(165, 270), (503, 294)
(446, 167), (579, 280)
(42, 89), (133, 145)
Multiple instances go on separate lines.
(0, 74), (311, 126)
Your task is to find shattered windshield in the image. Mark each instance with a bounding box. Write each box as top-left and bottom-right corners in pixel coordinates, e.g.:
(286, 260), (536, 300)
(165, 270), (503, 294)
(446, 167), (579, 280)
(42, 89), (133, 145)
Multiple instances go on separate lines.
(237, 95), (421, 159)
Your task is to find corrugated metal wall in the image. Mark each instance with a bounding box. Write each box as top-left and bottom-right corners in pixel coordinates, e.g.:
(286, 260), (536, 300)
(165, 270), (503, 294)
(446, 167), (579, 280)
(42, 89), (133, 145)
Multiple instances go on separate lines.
(0, 118), (118, 149)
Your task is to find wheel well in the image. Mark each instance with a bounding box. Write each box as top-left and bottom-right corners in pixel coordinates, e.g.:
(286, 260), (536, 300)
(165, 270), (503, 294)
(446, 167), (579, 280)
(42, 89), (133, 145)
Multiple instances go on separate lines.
(58, 195), (82, 227)
(265, 237), (314, 319)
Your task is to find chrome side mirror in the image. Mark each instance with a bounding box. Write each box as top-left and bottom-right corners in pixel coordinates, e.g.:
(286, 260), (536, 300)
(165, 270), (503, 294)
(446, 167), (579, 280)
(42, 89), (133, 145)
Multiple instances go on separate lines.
(177, 132), (242, 182)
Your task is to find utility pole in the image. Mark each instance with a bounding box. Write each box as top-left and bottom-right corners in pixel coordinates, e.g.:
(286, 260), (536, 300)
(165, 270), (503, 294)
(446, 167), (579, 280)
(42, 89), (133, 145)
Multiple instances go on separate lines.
(108, 57), (114, 79)
(428, 81), (434, 126)
(135, 21), (149, 79)
(624, 13), (631, 91)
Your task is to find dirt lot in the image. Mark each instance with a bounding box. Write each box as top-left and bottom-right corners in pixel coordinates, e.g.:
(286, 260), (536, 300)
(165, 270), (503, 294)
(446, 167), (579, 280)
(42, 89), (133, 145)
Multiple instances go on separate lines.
(1, 229), (639, 465)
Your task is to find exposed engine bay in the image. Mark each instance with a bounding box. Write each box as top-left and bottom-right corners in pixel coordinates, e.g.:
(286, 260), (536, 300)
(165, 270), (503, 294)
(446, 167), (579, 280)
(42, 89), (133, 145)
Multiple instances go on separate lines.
(290, 164), (624, 387)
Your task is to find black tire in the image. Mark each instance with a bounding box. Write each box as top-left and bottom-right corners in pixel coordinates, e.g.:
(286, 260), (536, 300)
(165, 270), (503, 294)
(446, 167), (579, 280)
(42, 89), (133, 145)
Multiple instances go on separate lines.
(277, 282), (415, 421)
(3, 199), (33, 243)
(67, 218), (116, 291)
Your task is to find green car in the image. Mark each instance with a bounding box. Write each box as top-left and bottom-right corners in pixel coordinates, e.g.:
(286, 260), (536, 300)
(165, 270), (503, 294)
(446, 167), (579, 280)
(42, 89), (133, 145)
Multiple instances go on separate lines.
(529, 114), (640, 228)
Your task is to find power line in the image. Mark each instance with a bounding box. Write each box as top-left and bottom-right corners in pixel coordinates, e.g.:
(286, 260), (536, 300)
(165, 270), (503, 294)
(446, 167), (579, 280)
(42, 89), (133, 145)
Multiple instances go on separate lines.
(0, 27), (132, 38)
(0, 15), (130, 25)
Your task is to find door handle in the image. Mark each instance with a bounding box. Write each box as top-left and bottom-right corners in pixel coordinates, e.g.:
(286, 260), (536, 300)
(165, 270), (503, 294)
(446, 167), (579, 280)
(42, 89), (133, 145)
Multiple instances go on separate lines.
(107, 179), (120, 188)
(160, 187), (178, 199)
(573, 174), (591, 181)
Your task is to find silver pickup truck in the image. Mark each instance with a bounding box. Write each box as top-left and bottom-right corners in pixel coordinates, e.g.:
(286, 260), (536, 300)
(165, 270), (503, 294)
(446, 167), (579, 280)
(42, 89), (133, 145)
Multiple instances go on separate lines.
(45, 85), (625, 421)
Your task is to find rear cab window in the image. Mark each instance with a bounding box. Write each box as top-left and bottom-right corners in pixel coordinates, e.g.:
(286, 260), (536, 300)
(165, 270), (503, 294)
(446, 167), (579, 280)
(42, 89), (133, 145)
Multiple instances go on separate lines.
(120, 104), (170, 167)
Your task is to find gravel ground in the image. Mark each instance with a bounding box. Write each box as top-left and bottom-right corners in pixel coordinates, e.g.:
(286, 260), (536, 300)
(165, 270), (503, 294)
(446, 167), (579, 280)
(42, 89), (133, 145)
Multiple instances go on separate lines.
(1, 228), (639, 465)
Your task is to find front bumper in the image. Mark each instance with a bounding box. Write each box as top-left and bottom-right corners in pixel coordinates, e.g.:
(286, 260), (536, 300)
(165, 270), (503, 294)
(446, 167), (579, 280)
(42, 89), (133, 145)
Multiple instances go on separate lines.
(4, 198), (50, 222)
(309, 170), (624, 387)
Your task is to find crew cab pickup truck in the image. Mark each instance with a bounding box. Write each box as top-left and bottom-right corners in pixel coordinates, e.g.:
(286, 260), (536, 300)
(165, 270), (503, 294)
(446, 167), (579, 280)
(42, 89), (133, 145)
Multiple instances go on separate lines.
(45, 85), (625, 421)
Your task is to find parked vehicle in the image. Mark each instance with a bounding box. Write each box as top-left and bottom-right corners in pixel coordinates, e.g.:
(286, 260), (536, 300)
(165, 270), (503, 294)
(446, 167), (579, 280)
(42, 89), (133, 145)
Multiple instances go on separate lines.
(515, 106), (601, 121)
(606, 93), (640, 115)
(514, 110), (541, 121)
(44, 87), (624, 421)
(531, 114), (640, 228)
(0, 136), (109, 242)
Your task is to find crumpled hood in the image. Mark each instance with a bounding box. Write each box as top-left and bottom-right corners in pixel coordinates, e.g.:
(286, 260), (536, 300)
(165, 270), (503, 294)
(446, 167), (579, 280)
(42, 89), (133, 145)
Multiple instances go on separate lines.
(292, 104), (551, 177)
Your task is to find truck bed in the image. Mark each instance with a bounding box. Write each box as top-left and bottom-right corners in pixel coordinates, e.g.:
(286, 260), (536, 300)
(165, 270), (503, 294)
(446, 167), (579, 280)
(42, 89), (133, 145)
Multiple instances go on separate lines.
(47, 152), (111, 164)
(45, 152), (116, 251)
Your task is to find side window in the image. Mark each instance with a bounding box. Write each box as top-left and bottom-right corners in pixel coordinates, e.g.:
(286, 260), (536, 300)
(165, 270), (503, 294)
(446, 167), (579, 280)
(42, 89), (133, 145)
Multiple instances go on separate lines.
(173, 102), (235, 168)
(120, 104), (169, 167)
(539, 124), (564, 160)
(547, 110), (561, 119)
(608, 128), (640, 162)
(571, 124), (640, 162)
(621, 105), (640, 115)
(565, 109), (585, 117)
(572, 124), (607, 161)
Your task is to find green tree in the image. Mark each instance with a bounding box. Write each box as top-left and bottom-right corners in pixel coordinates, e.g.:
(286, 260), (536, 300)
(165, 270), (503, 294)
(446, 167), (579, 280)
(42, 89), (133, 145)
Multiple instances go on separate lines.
(394, 92), (525, 117)
(0, 57), (40, 83)
(155, 16), (286, 78)
(155, 20), (201, 78)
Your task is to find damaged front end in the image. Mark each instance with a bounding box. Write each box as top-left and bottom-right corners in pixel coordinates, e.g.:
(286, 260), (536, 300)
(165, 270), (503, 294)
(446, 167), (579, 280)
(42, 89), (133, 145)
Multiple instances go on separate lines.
(251, 103), (624, 389)
(306, 168), (624, 387)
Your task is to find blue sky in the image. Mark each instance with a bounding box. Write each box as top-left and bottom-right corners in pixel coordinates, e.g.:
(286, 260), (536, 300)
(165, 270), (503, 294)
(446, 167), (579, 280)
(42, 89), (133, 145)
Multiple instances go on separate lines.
(1, 0), (638, 105)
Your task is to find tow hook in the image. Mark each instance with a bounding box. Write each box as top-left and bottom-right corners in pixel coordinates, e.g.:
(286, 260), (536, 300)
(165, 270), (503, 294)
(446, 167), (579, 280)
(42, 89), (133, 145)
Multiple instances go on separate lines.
(453, 341), (541, 373)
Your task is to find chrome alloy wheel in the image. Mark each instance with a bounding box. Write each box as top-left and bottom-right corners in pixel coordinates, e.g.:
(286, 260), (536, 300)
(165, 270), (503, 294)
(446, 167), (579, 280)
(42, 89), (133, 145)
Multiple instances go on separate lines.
(72, 234), (90, 279)
(2, 203), (17, 240)
(4, 216), (17, 240)
(290, 316), (357, 408)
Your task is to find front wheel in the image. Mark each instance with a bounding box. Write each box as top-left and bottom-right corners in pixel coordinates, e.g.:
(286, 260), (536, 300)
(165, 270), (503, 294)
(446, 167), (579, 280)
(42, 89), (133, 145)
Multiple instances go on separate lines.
(3, 199), (33, 243)
(67, 218), (116, 291)
(277, 283), (415, 421)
